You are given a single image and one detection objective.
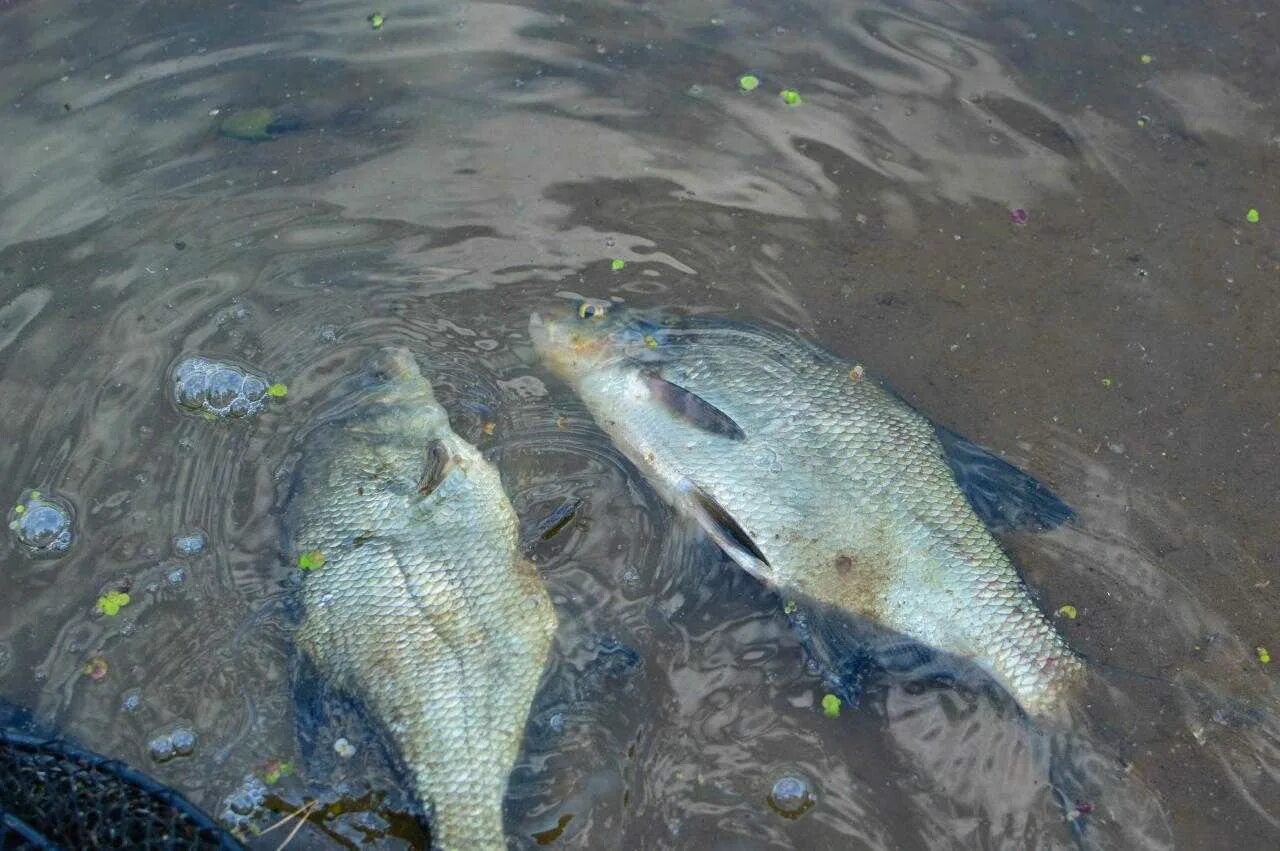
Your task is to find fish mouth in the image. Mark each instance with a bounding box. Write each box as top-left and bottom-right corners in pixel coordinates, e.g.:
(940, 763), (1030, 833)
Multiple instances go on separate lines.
(529, 308), (598, 380)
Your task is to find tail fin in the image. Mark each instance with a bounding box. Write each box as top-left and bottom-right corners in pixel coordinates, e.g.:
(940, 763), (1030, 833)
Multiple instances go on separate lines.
(1031, 677), (1173, 849)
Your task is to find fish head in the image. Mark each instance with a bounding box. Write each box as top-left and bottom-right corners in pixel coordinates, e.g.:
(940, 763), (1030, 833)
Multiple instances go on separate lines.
(529, 299), (671, 385)
(340, 347), (452, 438)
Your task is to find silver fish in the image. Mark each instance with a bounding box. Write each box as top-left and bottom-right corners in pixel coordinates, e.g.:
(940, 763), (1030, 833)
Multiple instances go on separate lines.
(287, 348), (556, 850)
(530, 302), (1082, 719)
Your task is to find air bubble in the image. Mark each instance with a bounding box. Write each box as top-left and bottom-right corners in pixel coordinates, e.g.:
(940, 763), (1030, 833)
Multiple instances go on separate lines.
(768, 773), (816, 819)
(8, 490), (75, 557)
(171, 355), (274, 419)
(173, 530), (206, 556)
(148, 734), (176, 762)
(170, 728), (197, 756)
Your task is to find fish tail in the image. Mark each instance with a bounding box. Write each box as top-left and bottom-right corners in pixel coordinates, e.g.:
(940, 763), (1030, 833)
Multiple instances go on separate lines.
(1030, 686), (1172, 849)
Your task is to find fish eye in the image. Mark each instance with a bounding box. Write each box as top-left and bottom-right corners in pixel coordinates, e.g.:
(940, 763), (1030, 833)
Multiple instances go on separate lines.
(578, 301), (608, 320)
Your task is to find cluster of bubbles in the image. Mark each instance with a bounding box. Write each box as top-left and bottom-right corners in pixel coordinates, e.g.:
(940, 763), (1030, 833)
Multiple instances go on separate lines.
(147, 727), (197, 762)
(221, 774), (268, 827)
(172, 529), (206, 556)
(7, 489), (74, 557)
(171, 356), (270, 419)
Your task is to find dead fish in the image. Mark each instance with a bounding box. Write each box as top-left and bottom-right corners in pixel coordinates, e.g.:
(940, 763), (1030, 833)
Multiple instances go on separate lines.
(529, 301), (1080, 719)
(287, 348), (557, 850)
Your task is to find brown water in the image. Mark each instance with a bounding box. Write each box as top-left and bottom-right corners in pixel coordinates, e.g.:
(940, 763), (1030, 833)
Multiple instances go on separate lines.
(1, 0), (1278, 847)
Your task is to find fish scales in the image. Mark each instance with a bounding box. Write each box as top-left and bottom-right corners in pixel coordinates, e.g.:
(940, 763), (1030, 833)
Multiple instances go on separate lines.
(288, 348), (555, 850)
(531, 306), (1081, 718)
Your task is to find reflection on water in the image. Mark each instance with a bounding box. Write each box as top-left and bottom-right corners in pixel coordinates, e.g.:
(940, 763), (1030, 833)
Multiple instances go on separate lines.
(1, 0), (1278, 847)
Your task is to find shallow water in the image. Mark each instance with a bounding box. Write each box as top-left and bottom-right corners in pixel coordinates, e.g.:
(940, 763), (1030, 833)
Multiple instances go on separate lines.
(1, 0), (1278, 847)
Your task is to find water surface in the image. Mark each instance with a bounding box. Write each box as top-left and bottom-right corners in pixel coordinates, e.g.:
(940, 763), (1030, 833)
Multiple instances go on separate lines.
(1, 0), (1278, 847)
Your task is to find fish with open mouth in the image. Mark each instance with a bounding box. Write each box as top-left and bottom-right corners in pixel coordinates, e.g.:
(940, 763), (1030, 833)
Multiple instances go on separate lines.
(529, 301), (1080, 720)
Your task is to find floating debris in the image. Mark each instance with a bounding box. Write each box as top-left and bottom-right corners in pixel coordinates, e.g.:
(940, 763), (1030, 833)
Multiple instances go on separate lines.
(334, 737), (357, 758)
(1057, 604), (1078, 620)
(95, 591), (131, 617)
(83, 656), (109, 681)
(821, 693), (841, 718)
(531, 498), (582, 544)
(738, 74), (760, 92)
(8, 489), (75, 557)
(779, 88), (802, 106)
(533, 814), (574, 845)
(1246, 208), (1260, 224)
(218, 106), (304, 142)
(173, 529), (207, 557)
(767, 774), (816, 819)
(171, 355), (273, 419)
(298, 550), (327, 571)
(1010, 208), (1029, 225)
(848, 364), (865, 382)
(261, 759), (292, 785)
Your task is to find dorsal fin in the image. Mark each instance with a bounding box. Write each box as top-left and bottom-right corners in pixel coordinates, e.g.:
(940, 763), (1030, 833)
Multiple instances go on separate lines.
(675, 479), (770, 580)
(643, 372), (745, 440)
(934, 425), (1074, 532)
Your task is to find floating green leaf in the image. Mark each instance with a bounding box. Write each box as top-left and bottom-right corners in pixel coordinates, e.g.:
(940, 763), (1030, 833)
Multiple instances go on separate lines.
(96, 591), (131, 617)
(1246, 208), (1260, 224)
(780, 88), (802, 106)
(1259, 646), (1272, 664)
(83, 656), (109, 681)
(367, 12), (385, 30)
(821, 693), (841, 718)
(262, 759), (292, 785)
(783, 599), (797, 615)
(1057, 604), (1078, 619)
(219, 107), (276, 142)
(298, 550), (327, 571)
(1101, 377), (1113, 388)
(12, 504), (24, 515)
(266, 383), (289, 398)
(610, 258), (626, 271)
(1140, 54), (1153, 64)
(739, 74), (760, 92)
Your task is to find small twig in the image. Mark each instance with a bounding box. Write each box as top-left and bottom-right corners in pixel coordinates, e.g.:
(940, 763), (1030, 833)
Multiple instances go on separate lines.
(258, 798), (317, 837)
(275, 802), (315, 851)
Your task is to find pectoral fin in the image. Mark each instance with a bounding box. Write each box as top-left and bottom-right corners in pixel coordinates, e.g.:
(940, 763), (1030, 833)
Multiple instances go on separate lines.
(934, 425), (1074, 532)
(674, 479), (770, 580)
(416, 439), (456, 498)
(644, 373), (746, 441)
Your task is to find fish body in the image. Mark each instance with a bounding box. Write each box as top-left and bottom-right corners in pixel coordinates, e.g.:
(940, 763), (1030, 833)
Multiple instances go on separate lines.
(530, 303), (1081, 718)
(288, 348), (556, 849)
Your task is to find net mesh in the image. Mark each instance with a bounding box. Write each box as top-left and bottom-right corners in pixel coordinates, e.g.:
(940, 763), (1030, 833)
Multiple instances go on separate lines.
(0, 729), (240, 850)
